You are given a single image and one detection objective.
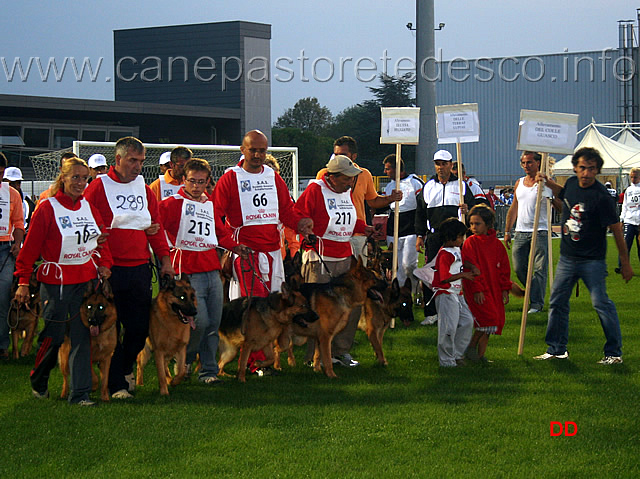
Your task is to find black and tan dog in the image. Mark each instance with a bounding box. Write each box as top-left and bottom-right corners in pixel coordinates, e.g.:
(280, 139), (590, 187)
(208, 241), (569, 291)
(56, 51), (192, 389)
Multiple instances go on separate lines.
(60, 279), (117, 402)
(218, 282), (310, 382)
(291, 257), (385, 378)
(9, 273), (40, 359)
(137, 276), (197, 396)
(358, 278), (414, 366)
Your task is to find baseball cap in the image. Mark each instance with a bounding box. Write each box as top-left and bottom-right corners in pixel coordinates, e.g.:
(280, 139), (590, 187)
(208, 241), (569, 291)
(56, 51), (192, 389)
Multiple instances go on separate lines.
(3, 167), (23, 181)
(326, 155), (362, 177)
(88, 154), (107, 169)
(159, 151), (172, 165)
(433, 150), (453, 161)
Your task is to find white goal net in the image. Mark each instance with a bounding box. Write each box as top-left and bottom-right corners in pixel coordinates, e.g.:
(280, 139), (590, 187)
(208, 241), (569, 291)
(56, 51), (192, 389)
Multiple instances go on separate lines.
(31, 142), (300, 198)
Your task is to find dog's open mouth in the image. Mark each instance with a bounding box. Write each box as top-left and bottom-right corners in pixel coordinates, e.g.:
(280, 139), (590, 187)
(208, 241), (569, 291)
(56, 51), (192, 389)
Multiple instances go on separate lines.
(367, 288), (384, 302)
(88, 320), (102, 337)
(174, 306), (197, 330)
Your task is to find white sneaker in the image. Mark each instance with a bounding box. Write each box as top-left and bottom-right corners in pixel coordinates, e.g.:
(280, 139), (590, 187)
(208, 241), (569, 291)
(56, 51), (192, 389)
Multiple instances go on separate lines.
(533, 351), (569, 360)
(527, 307), (541, 314)
(76, 399), (96, 407)
(32, 389), (49, 399)
(332, 353), (359, 367)
(124, 373), (135, 392)
(199, 376), (222, 384)
(420, 315), (438, 326)
(597, 356), (623, 365)
(111, 389), (134, 399)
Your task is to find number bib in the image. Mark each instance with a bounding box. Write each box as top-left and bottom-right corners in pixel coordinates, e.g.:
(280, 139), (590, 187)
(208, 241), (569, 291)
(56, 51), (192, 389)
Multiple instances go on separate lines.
(159, 176), (182, 199)
(233, 165), (279, 226)
(314, 180), (356, 242)
(0, 184), (11, 235)
(174, 196), (218, 251)
(48, 197), (100, 265)
(102, 175), (152, 230)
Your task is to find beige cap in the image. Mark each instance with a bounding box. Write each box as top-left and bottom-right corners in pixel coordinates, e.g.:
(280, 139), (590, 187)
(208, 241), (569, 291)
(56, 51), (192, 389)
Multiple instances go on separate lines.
(326, 155), (362, 177)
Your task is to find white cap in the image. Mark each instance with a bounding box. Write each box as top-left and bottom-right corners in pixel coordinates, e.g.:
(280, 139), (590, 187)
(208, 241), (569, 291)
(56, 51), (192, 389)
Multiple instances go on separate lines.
(88, 154), (107, 169)
(3, 167), (23, 181)
(605, 181), (612, 187)
(159, 151), (172, 165)
(433, 150), (453, 161)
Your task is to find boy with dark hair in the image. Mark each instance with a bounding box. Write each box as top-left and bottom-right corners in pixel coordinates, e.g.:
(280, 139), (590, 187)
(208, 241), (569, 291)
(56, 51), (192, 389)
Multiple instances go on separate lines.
(431, 218), (476, 367)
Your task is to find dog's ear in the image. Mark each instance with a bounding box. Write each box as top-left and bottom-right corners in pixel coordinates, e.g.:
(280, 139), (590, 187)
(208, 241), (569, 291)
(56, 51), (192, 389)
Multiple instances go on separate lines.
(391, 278), (400, 300)
(267, 291), (282, 310)
(349, 255), (358, 270)
(100, 279), (114, 300)
(403, 278), (412, 291)
(84, 280), (95, 298)
(160, 274), (175, 291)
(280, 281), (291, 301)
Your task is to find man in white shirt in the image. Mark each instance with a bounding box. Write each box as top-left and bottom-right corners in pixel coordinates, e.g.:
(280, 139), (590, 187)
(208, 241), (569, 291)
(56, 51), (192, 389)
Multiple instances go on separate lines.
(504, 151), (561, 314)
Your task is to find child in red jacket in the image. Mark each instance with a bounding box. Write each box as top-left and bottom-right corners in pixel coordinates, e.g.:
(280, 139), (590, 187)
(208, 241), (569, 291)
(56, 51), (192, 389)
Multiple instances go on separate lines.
(462, 205), (514, 362)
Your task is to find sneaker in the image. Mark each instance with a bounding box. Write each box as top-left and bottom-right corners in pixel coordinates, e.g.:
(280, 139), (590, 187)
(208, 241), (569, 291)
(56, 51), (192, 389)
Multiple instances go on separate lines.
(199, 376), (222, 384)
(255, 367), (280, 377)
(124, 373), (135, 392)
(173, 362), (192, 380)
(420, 315), (438, 326)
(533, 351), (569, 360)
(331, 353), (359, 367)
(479, 356), (493, 363)
(32, 389), (49, 399)
(464, 346), (480, 362)
(527, 307), (541, 314)
(111, 389), (134, 399)
(597, 356), (623, 365)
(76, 399), (96, 407)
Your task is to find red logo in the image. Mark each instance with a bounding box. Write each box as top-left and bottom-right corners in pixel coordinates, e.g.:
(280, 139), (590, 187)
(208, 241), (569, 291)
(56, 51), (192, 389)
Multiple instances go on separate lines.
(78, 247), (86, 252)
(550, 421), (577, 436)
(195, 237), (203, 242)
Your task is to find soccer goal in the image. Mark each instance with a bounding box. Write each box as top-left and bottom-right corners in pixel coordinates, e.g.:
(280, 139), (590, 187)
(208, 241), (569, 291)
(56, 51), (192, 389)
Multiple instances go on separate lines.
(31, 141), (300, 198)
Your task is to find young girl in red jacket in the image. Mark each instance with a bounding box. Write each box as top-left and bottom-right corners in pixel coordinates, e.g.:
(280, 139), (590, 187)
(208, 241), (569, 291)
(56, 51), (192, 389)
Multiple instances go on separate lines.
(462, 205), (514, 362)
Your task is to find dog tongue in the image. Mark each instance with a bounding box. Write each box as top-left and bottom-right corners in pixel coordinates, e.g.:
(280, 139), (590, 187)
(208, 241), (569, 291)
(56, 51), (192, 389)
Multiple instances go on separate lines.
(188, 317), (196, 330)
(90, 325), (100, 337)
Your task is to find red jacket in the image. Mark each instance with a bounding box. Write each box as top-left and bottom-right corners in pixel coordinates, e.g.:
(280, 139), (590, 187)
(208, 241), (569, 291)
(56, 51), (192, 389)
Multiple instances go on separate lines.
(294, 176), (366, 258)
(214, 160), (303, 252)
(461, 230), (512, 334)
(159, 188), (239, 275)
(15, 191), (113, 285)
(84, 167), (170, 267)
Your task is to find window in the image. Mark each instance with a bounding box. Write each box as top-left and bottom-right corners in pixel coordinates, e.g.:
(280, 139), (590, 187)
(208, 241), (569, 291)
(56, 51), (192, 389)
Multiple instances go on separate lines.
(82, 130), (106, 142)
(23, 127), (50, 148)
(0, 125), (24, 146)
(109, 131), (133, 142)
(53, 129), (78, 149)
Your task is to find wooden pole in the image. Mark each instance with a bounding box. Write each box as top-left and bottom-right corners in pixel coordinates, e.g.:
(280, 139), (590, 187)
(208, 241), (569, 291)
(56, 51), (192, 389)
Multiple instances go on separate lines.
(391, 144), (402, 329)
(546, 159), (554, 288)
(455, 142), (465, 223)
(517, 152), (548, 355)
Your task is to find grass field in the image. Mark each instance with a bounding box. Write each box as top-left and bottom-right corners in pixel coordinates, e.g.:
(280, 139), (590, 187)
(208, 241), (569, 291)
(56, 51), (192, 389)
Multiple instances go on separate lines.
(1, 237), (639, 478)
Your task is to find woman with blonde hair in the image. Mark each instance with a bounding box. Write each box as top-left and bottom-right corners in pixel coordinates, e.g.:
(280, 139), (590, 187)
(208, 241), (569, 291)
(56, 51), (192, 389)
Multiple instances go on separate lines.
(15, 157), (112, 405)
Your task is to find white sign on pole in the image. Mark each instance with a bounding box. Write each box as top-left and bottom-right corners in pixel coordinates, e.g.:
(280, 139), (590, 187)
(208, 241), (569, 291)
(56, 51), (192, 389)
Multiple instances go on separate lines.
(517, 109), (579, 154)
(435, 103), (479, 144)
(380, 107), (420, 144)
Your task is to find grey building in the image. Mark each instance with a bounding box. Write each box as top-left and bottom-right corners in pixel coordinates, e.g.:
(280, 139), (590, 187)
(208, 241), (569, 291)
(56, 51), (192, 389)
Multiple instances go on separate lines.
(434, 49), (631, 186)
(114, 21), (271, 142)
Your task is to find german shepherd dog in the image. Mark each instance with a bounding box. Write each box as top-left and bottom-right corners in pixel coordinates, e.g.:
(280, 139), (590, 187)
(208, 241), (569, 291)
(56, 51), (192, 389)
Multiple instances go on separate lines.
(60, 279), (117, 402)
(218, 282), (310, 382)
(291, 257), (385, 378)
(358, 278), (414, 366)
(9, 273), (40, 359)
(137, 276), (197, 396)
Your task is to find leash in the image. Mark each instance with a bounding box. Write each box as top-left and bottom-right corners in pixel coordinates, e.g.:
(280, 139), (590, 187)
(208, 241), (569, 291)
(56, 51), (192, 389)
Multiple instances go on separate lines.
(302, 234), (335, 279)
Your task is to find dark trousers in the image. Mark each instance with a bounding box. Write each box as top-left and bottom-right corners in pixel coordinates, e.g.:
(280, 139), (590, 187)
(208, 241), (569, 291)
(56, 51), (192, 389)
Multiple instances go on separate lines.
(107, 263), (152, 394)
(31, 282), (91, 403)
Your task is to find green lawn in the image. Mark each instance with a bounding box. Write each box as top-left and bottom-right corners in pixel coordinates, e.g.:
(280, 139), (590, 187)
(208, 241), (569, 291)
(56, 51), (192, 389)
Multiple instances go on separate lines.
(1, 237), (638, 478)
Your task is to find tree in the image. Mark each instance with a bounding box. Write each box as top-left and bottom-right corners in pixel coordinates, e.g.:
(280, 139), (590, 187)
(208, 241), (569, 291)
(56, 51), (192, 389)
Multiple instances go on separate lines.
(274, 97), (333, 135)
(369, 73), (415, 107)
(271, 127), (333, 177)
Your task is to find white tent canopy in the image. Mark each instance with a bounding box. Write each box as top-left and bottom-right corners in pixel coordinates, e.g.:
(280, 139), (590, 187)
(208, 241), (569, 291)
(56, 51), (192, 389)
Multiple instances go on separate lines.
(553, 123), (640, 177)
(613, 125), (640, 149)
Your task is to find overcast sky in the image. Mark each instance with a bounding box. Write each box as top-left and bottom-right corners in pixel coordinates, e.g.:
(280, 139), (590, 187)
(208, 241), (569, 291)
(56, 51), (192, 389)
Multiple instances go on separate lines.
(1, 1), (636, 122)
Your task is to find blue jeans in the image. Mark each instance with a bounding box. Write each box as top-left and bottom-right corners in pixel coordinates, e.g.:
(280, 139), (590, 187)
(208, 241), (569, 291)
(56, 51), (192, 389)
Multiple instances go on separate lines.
(545, 256), (622, 357)
(186, 270), (223, 378)
(512, 231), (548, 310)
(0, 244), (15, 350)
(619, 223), (640, 268)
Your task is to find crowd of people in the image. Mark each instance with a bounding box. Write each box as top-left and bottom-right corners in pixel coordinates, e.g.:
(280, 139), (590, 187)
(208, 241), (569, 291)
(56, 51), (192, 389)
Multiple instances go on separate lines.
(0, 134), (634, 404)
